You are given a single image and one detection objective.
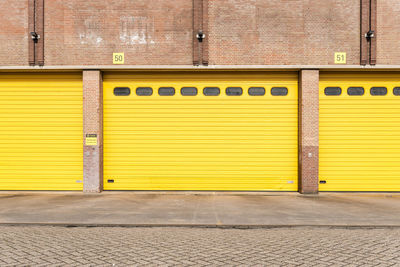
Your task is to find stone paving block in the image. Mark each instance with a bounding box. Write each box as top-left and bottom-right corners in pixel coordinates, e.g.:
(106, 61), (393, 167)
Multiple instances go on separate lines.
(0, 227), (399, 266)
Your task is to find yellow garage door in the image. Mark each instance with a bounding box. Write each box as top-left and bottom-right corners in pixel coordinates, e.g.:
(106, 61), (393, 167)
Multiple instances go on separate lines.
(103, 71), (298, 191)
(320, 72), (400, 191)
(0, 73), (83, 190)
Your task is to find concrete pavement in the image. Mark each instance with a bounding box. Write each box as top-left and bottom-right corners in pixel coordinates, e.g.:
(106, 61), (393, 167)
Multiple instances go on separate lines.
(0, 192), (399, 226)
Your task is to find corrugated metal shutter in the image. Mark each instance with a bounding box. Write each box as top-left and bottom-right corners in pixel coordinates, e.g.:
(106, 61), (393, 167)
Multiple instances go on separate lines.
(103, 71), (298, 191)
(320, 72), (400, 191)
(0, 73), (83, 190)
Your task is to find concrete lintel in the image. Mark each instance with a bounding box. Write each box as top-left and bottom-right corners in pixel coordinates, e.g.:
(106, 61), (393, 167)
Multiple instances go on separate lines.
(2, 65), (400, 71)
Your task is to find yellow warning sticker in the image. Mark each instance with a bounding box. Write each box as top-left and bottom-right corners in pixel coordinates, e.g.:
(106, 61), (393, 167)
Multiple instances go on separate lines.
(85, 134), (98, 146)
(113, 53), (125, 64)
(334, 52), (346, 64)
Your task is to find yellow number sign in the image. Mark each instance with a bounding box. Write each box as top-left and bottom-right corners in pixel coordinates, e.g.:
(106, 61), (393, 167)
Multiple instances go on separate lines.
(113, 53), (124, 64)
(334, 52), (346, 64)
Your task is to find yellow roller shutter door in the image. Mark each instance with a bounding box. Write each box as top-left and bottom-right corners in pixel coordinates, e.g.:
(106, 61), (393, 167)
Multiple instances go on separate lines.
(103, 71), (298, 191)
(0, 73), (83, 190)
(320, 72), (400, 191)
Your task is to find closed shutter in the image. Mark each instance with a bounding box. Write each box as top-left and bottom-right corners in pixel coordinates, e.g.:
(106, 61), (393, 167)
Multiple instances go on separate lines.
(103, 71), (298, 191)
(0, 73), (83, 190)
(320, 72), (400, 191)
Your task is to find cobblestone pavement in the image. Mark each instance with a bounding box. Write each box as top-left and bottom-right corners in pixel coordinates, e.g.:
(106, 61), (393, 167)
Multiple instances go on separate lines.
(0, 226), (399, 266)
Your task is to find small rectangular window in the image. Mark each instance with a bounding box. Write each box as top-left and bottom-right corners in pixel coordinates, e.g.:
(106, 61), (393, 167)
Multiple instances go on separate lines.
(347, 87), (364, 96)
(136, 87), (153, 96)
(271, 87), (288, 96)
(181, 87), (197, 96)
(248, 87), (265, 96)
(113, 87), (130, 96)
(394, 87), (400, 96)
(370, 87), (387, 96)
(324, 87), (341, 96)
(159, 87), (175, 96)
(226, 87), (243, 96)
(203, 87), (220, 96)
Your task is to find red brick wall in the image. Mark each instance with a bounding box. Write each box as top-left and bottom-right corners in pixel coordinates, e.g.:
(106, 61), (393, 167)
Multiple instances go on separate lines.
(3, 0), (400, 66)
(44, 0), (193, 65)
(0, 0), (28, 66)
(377, 0), (400, 65)
(208, 0), (360, 65)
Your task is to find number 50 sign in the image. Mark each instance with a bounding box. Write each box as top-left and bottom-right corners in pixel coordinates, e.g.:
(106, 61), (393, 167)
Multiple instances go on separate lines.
(113, 53), (125, 64)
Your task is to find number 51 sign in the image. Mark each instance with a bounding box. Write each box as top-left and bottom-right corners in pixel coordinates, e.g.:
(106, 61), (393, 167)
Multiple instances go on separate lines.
(113, 53), (125, 64)
(334, 52), (346, 64)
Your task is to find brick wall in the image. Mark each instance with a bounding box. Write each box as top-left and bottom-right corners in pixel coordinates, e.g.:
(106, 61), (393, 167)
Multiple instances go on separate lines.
(208, 0), (360, 65)
(377, 0), (400, 65)
(0, 0), (28, 66)
(44, 0), (193, 65)
(2, 0), (400, 66)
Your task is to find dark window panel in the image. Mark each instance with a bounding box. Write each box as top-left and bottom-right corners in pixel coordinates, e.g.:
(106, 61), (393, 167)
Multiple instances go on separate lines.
(347, 87), (364, 96)
(136, 87), (153, 96)
(181, 87), (198, 96)
(271, 87), (288, 96)
(226, 87), (243, 96)
(159, 87), (175, 96)
(324, 87), (342, 96)
(113, 87), (130, 96)
(203, 87), (220, 96)
(248, 87), (266, 96)
(370, 87), (387, 96)
(393, 87), (400, 96)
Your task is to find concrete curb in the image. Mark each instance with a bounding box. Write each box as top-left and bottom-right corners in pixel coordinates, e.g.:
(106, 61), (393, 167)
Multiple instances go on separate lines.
(1, 223), (400, 229)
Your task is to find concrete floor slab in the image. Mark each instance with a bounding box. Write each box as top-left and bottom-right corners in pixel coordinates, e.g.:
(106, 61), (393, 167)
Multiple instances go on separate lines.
(0, 192), (399, 226)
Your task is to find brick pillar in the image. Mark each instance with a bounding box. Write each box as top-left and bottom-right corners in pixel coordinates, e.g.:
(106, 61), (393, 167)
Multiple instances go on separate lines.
(28, 0), (35, 66)
(193, 0), (201, 65)
(35, 0), (44, 66)
(83, 70), (103, 193)
(201, 0), (209, 65)
(360, 0), (369, 65)
(193, 0), (209, 66)
(299, 70), (319, 194)
(369, 0), (377, 65)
